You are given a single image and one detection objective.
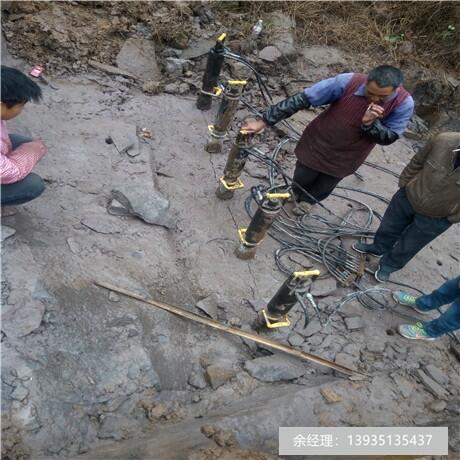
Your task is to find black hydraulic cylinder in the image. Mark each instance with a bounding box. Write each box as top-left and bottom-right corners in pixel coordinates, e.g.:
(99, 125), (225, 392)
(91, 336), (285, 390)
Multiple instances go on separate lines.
(245, 200), (281, 246)
(222, 133), (250, 184)
(196, 39), (225, 111)
(266, 274), (301, 319)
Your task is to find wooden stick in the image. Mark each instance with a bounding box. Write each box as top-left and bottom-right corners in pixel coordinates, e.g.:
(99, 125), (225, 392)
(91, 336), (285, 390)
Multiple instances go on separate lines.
(95, 281), (368, 378)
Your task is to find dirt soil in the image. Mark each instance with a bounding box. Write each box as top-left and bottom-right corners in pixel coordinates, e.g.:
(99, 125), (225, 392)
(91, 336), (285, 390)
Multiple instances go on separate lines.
(1, 2), (460, 460)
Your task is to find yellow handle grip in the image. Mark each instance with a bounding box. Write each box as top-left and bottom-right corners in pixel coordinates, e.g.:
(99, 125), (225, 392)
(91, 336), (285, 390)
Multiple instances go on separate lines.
(213, 87), (223, 96)
(293, 269), (321, 278)
(265, 192), (291, 200)
(217, 33), (227, 42)
(227, 80), (248, 86)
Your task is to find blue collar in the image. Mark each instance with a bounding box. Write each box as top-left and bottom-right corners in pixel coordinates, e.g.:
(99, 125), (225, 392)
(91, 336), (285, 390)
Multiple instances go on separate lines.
(355, 83), (399, 102)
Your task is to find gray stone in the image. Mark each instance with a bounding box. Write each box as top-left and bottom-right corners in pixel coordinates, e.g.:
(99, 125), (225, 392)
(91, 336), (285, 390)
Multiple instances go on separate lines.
(111, 185), (171, 228)
(11, 385), (29, 402)
(265, 11), (297, 60)
(240, 325), (258, 353)
(97, 414), (138, 441)
(116, 38), (161, 81)
(339, 302), (363, 318)
(182, 38), (215, 59)
(366, 341), (385, 354)
(66, 237), (81, 254)
(81, 215), (120, 234)
(430, 400), (447, 413)
(164, 57), (192, 77)
(228, 317), (242, 327)
(288, 333), (304, 347)
(1, 225), (16, 242)
(142, 80), (162, 95)
(205, 365), (235, 389)
(335, 352), (358, 369)
(424, 364), (449, 386)
(244, 354), (306, 382)
(163, 83), (181, 94)
(109, 123), (139, 156)
(344, 316), (365, 331)
(108, 291), (120, 303)
(301, 46), (348, 67)
(416, 369), (449, 400)
(342, 343), (361, 356)
(188, 368), (207, 389)
(1, 299), (45, 338)
(247, 299), (267, 312)
(178, 83), (190, 95)
(303, 319), (322, 337)
(310, 278), (337, 297)
(195, 295), (219, 319)
(259, 46), (282, 63)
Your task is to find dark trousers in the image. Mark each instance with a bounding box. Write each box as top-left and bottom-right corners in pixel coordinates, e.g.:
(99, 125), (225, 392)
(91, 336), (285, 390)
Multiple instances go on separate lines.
(373, 188), (452, 272)
(1, 134), (45, 206)
(292, 161), (341, 204)
(416, 276), (460, 337)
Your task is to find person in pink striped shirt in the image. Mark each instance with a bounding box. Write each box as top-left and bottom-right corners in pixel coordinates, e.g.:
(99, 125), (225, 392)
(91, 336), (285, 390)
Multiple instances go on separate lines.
(1, 66), (47, 216)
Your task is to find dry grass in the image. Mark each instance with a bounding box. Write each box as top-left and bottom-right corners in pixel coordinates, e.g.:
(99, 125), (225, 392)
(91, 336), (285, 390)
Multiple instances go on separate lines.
(213, 1), (460, 72)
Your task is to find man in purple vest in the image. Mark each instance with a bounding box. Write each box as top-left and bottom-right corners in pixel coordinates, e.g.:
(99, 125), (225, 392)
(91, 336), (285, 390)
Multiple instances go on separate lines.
(243, 66), (414, 215)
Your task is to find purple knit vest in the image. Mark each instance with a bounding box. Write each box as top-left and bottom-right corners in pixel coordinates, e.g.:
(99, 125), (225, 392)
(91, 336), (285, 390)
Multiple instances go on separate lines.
(294, 73), (410, 178)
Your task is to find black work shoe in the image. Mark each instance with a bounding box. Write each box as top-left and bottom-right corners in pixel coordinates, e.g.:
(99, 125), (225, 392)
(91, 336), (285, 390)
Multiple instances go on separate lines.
(375, 264), (392, 283)
(352, 242), (383, 258)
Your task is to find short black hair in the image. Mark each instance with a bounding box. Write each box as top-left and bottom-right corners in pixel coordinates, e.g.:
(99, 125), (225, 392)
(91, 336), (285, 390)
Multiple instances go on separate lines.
(367, 65), (403, 89)
(1, 65), (42, 108)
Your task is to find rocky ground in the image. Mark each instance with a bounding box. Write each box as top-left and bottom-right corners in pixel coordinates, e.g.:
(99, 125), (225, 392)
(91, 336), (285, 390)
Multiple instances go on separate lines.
(1, 3), (460, 460)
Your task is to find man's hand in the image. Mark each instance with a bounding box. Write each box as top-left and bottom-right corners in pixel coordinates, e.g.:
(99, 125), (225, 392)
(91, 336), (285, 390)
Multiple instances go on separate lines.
(241, 119), (267, 134)
(362, 103), (384, 126)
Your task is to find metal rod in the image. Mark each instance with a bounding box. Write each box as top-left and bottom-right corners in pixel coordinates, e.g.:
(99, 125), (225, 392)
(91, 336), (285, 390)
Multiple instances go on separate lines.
(95, 280), (367, 378)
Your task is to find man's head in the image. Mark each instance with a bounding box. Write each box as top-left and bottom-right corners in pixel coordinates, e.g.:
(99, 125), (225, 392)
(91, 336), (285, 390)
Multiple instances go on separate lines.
(1, 66), (42, 120)
(365, 65), (403, 104)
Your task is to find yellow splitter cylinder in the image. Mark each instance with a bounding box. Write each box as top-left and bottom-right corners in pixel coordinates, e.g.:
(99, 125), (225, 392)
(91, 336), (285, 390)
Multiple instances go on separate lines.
(235, 192), (291, 260)
(260, 270), (321, 329)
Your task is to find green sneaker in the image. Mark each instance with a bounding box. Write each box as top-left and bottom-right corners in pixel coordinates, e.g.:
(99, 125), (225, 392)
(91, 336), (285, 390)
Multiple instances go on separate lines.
(398, 322), (436, 341)
(392, 291), (429, 315)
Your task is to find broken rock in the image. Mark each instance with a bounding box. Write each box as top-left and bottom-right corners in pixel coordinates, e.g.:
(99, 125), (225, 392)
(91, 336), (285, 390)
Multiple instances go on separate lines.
(116, 38), (161, 81)
(142, 80), (162, 95)
(195, 295), (219, 319)
(424, 364), (449, 386)
(320, 387), (342, 403)
(344, 316), (365, 331)
(205, 365), (235, 389)
(244, 354), (306, 382)
(1, 299), (45, 338)
(164, 57), (192, 77)
(265, 11), (297, 61)
(310, 278), (337, 297)
(259, 46), (282, 63)
(111, 185), (172, 228)
(1, 225), (16, 242)
(109, 123), (139, 156)
(415, 369), (449, 400)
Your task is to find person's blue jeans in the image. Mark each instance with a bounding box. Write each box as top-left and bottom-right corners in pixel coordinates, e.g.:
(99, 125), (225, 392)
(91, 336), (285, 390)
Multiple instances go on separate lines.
(1, 134), (45, 206)
(415, 276), (460, 337)
(374, 188), (452, 272)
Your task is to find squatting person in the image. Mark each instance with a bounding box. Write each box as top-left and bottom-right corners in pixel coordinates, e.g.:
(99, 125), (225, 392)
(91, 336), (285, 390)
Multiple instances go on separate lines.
(353, 132), (460, 282)
(1, 65), (47, 217)
(242, 65), (414, 215)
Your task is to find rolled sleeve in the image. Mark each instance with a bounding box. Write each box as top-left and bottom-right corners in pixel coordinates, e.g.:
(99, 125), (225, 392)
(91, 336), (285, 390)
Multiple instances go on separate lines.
(303, 73), (353, 107)
(382, 96), (414, 136)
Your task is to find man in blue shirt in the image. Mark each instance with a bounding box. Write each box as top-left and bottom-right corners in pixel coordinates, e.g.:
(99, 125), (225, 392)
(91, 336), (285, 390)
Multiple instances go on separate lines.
(243, 66), (414, 215)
